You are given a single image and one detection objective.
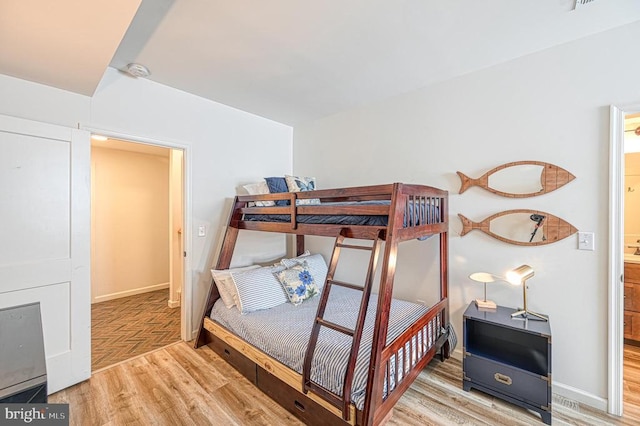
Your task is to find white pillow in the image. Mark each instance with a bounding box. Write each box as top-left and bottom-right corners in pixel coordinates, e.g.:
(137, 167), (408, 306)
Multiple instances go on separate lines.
(211, 265), (260, 309)
(231, 265), (289, 314)
(277, 250), (310, 266)
(242, 180), (275, 207)
(281, 253), (328, 289)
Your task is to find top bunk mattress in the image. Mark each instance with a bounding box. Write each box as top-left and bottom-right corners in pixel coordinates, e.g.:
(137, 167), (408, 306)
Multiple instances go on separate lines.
(210, 286), (443, 410)
(244, 200), (441, 227)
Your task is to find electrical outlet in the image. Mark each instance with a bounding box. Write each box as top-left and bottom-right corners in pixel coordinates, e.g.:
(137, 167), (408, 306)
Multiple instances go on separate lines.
(578, 232), (595, 251)
(198, 225), (206, 237)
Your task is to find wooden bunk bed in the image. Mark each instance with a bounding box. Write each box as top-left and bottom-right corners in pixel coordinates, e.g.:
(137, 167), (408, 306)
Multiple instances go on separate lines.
(195, 182), (450, 425)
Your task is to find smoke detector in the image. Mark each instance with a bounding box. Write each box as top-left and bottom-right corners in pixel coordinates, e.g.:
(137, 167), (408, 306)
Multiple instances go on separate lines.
(574, 0), (596, 9)
(124, 63), (151, 78)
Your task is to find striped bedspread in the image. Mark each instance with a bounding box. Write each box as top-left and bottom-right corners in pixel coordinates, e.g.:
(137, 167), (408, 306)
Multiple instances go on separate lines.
(210, 286), (433, 410)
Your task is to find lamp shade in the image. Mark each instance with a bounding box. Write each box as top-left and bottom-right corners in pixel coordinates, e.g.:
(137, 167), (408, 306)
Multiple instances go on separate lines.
(469, 272), (498, 283)
(506, 264), (534, 285)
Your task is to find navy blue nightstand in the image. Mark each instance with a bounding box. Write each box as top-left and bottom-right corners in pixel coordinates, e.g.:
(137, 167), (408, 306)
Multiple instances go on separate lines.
(463, 302), (551, 424)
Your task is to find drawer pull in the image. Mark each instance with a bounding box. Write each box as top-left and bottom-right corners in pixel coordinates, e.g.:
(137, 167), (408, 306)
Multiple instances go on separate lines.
(294, 400), (305, 412)
(494, 373), (512, 386)
(224, 349), (230, 355)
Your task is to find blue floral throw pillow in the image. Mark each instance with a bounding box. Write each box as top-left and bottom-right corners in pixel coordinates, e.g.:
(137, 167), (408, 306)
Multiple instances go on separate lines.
(285, 175), (320, 205)
(275, 260), (319, 306)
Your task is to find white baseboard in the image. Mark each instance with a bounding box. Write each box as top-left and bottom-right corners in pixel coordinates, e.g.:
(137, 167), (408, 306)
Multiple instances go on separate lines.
(167, 299), (180, 308)
(451, 347), (463, 361)
(92, 282), (169, 303)
(552, 381), (608, 413)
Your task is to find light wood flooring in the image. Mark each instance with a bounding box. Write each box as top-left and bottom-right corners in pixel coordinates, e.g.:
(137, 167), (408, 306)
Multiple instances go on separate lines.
(624, 343), (640, 420)
(91, 289), (180, 371)
(51, 342), (640, 425)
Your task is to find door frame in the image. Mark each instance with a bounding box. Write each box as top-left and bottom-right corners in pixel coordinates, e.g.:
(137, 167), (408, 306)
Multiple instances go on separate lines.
(84, 126), (193, 341)
(609, 103), (640, 416)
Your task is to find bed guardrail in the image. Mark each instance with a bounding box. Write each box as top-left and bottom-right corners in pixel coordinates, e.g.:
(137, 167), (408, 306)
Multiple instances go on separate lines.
(370, 300), (448, 424)
(233, 183), (447, 240)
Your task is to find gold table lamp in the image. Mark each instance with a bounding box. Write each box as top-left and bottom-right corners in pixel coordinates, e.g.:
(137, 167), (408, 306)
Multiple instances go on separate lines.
(469, 272), (497, 310)
(505, 264), (547, 321)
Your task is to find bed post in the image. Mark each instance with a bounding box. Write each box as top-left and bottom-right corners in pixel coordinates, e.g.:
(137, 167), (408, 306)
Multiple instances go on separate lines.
(296, 234), (305, 256)
(362, 184), (402, 426)
(439, 194), (450, 360)
(363, 238), (398, 425)
(439, 230), (450, 360)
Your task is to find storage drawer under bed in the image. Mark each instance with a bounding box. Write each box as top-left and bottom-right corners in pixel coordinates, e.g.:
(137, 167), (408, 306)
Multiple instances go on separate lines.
(256, 366), (351, 426)
(205, 329), (355, 424)
(206, 333), (257, 384)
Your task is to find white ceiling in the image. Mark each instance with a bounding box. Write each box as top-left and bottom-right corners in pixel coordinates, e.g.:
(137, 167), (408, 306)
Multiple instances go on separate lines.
(0, 0), (142, 96)
(2, 0), (640, 125)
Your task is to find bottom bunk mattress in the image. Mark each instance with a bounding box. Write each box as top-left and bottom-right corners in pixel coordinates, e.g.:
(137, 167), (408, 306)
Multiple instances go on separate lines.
(210, 286), (443, 410)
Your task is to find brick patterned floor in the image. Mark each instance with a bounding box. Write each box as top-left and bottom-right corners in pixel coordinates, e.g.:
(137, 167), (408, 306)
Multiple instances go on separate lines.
(91, 289), (181, 371)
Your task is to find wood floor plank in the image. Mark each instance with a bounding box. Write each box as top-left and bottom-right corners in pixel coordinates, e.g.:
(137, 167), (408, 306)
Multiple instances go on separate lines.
(211, 380), (302, 425)
(142, 349), (236, 425)
(99, 365), (142, 424)
(51, 341), (640, 426)
(163, 342), (231, 393)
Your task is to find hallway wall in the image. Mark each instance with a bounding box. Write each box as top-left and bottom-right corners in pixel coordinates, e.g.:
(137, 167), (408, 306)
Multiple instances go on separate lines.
(91, 144), (170, 303)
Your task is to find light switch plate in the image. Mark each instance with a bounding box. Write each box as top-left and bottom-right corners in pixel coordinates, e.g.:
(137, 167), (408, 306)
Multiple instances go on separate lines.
(198, 225), (206, 237)
(578, 232), (595, 250)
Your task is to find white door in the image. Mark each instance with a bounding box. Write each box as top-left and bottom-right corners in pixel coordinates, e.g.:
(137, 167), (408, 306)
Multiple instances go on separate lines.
(0, 114), (90, 393)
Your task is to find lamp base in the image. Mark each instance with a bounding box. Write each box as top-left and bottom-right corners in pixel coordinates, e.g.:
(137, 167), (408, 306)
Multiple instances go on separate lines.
(475, 299), (497, 310)
(511, 309), (548, 321)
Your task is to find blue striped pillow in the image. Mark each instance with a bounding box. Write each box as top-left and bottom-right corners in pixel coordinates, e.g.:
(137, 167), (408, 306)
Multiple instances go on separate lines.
(211, 264), (260, 309)
(231, 265), (288, 314)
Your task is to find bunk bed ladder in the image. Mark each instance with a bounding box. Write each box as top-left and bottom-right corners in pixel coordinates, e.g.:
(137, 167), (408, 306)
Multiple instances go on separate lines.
(302, 229), (383, 421)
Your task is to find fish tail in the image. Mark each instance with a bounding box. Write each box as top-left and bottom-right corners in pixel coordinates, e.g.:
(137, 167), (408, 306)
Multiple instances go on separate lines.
(458, 214), (476, 236)
(457, 171), (475, 194)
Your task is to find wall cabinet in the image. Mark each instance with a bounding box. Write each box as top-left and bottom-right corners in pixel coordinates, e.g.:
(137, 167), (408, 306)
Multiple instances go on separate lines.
(624, 262), (640, 342)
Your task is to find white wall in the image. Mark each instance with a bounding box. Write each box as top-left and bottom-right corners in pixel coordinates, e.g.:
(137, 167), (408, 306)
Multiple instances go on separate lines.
(294, 21), (640, 409)
(91, 146), (170, 303)
(0, 68), (293, 336)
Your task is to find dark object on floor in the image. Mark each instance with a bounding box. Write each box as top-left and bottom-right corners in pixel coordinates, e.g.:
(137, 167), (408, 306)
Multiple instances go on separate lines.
(0, 302), (47, 403)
